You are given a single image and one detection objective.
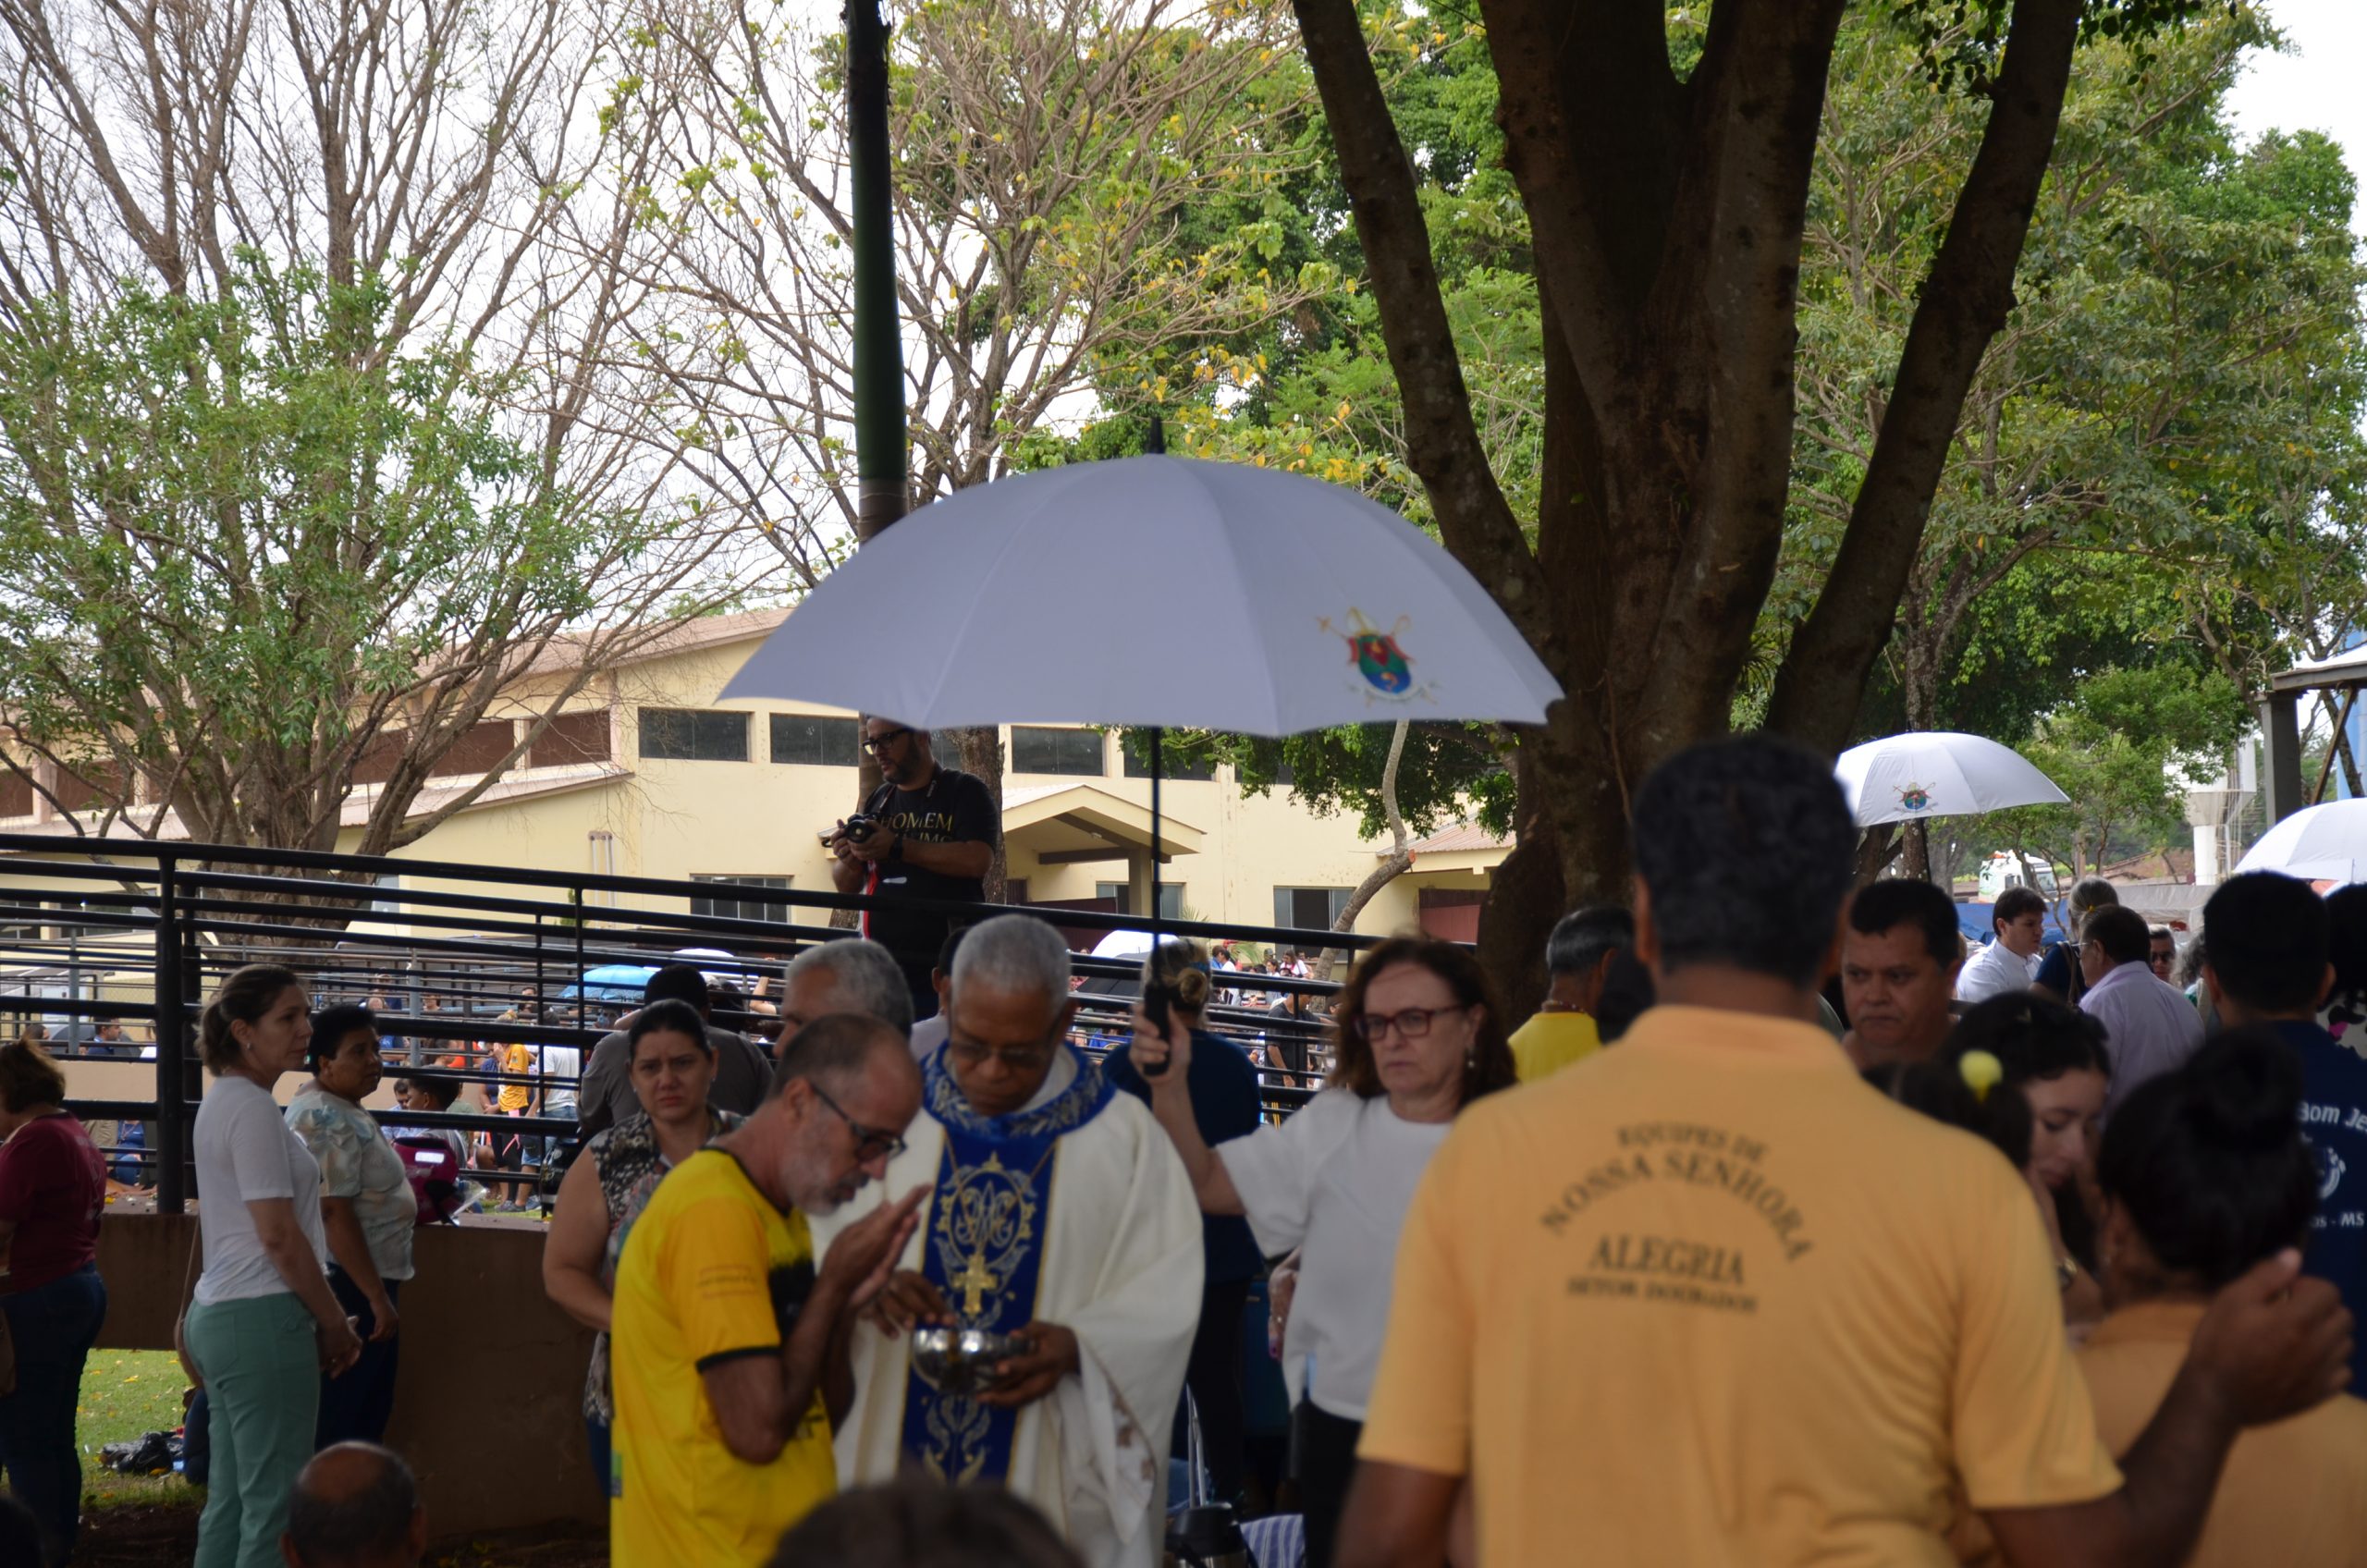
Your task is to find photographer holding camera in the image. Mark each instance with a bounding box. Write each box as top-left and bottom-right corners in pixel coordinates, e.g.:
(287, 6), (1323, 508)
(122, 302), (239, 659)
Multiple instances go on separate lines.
(828, 717), (999, 1023)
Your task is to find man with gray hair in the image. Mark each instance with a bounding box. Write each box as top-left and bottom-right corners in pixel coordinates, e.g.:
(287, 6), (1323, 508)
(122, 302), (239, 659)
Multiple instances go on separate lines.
(279, 1442), (425, 1568)
(1507, 905), (1636, 1082)
(816, 913), (1201, 1568)
(2035, 876), (2117, 1005)
(780, 938), (916, 1042)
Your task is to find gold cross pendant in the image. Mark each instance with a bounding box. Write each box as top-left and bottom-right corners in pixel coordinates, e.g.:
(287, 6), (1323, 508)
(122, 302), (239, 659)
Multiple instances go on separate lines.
(950, 1247), (998, 1317)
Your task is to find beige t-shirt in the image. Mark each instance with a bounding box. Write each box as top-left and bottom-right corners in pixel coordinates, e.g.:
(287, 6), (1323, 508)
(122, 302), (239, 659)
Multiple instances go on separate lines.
(1358, 1005), (2121, 1565)
(2079, 1300), (2367, 1568)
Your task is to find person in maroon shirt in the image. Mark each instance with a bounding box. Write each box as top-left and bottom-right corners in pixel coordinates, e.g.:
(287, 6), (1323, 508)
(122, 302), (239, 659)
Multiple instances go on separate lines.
(0, 1034), (108, 1566)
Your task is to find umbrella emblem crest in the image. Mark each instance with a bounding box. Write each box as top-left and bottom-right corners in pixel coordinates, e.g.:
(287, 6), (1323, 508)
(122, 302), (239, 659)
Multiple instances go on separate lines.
(1322, 609), (1418, 699)
(1895, 781), (1935, 814)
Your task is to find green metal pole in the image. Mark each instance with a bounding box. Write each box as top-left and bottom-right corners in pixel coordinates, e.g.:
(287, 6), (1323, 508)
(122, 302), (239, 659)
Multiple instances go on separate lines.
(847, 0), (907, 540)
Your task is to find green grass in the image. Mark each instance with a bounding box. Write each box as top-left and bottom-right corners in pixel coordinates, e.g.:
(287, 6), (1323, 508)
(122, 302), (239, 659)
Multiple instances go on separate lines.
(78, 1348), (201, 1510)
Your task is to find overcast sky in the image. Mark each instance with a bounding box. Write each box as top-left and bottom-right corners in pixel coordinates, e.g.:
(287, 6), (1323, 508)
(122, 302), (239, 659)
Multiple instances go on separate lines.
(2225, 0), (2367, 234)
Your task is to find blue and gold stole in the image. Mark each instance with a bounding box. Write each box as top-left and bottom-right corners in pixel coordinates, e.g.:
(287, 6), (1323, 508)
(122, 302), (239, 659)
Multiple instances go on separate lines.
(901, 1043), (1114, 1484)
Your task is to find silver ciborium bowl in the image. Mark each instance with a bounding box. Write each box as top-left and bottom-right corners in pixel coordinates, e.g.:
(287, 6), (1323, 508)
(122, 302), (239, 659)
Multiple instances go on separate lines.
(910, 1326), (1028, 1397)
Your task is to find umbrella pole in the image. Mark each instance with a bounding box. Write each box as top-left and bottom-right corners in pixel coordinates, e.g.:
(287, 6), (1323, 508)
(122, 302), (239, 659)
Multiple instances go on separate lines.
(1149, 726), (1163, 941)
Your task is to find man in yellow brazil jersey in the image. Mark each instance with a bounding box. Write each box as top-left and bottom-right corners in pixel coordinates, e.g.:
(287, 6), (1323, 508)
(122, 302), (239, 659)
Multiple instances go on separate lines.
(609, 1012), (926, 1567)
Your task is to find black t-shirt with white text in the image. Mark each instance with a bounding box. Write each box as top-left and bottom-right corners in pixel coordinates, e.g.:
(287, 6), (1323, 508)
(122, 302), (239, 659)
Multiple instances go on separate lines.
(860, 767), (999, 986)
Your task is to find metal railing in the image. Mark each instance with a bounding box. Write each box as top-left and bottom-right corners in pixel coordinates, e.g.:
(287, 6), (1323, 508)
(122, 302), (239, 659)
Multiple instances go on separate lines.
(0, 833), (1359, 1209)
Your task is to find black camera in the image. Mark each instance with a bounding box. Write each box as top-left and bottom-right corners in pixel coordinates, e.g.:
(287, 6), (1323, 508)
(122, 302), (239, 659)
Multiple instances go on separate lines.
(819, 812), (882, 848)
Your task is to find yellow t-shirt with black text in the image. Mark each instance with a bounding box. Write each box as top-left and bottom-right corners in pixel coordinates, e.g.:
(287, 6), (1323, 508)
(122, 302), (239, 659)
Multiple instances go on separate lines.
(1358, 1005), (2120, 1565)
(609, 1149), (836, 1567)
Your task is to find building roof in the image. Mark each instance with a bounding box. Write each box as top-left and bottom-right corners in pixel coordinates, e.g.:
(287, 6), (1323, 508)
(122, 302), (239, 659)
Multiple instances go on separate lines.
(1386, 821), (1511, 858)
(1000, 782), (1205, 860)
(513, 606), (792, 680)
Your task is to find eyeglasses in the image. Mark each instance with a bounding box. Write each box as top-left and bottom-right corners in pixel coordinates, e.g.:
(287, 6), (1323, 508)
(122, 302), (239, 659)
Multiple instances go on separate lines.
(862, 727), (914, 752)
(946, 1031), (1059, 1071)
(1352, 1005), (1466, 1043)
(809, 1082), (907, 1162)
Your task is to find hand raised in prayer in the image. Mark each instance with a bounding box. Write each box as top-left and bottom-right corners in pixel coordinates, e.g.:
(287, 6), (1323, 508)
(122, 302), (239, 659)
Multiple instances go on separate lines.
(865, 1269), (951, 1339)
(2188, 1247), (2354, 1425)
(820, 1186), (929, 1313)
(1126, 1004), (1194, 1086)
(980, 1320), (1079, 1408)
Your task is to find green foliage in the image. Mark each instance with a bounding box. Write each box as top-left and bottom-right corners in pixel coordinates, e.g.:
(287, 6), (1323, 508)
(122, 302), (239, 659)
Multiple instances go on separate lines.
(1186, 5), (2365, 866)
(1895, 0), (2228, 91)
(1977, 664), (2246, 870)
(0, 257), (665, 844)
(1762, 5), (2367, 854)
(1120, 721), (1513, 839)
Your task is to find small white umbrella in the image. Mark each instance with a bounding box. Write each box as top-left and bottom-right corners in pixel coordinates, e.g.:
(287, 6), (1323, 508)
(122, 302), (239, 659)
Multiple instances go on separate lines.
(721, 452), (1562, 937)
(1088, 929), (1159, 962)
(2234, 799), (2367, 884)
(1834, 731), (2069, 828)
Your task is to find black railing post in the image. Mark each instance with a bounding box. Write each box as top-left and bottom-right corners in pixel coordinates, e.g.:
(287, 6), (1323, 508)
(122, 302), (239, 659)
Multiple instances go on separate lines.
(153, 855), (188, 1213)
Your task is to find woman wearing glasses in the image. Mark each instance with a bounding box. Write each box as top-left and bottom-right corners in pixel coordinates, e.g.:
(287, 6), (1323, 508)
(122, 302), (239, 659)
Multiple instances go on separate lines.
(1130, 936), (1517, 1568)
(542, 998), (742, 1496)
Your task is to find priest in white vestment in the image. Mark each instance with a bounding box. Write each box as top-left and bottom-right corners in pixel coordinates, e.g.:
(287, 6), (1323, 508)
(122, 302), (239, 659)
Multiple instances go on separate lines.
(814, 914), (1203, 1568)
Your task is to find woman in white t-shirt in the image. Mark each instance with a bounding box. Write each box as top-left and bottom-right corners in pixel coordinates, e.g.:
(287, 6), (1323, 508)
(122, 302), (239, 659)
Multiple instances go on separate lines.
(1130, 937), (1516, 1568)
(183, 965), (362, 1568)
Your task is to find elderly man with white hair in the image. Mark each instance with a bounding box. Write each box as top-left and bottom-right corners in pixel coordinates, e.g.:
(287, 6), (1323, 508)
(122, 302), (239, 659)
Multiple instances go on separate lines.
(813, 913), (1202, 1568)
(779, 938), (915, 1041)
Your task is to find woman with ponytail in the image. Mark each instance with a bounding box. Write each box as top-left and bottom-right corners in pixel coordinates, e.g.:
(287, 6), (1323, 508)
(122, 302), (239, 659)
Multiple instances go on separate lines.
(0, 1031), (106, 1566)
(2079, 1029), (2367, 1566)
(183, 965), (362, 1568)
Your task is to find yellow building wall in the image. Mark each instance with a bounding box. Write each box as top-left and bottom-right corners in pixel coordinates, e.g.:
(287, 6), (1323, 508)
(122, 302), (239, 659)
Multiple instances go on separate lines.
(1, 626), (1498, 950)
(378, 631), (1465, 940)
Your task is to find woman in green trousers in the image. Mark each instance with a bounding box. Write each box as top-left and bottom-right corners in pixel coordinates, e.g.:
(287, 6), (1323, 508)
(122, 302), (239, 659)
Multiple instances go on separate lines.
(183, 965), (362, 1568)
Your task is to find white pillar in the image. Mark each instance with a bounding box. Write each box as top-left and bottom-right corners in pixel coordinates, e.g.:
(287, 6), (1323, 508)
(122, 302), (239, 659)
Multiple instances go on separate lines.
(2192, 823), (2221, 887)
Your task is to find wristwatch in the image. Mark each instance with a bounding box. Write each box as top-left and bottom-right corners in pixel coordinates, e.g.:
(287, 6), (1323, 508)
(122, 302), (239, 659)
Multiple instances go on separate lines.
(2054, 1256), (2079, 1292)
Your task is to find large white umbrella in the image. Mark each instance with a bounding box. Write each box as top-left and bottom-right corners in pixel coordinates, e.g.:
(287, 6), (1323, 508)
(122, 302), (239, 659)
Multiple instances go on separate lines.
(2234, 799), (2367, 884)
(1834, 731), (2069, 828)
(721, 455), (1560, 734)
(721, 453), (1562, 934)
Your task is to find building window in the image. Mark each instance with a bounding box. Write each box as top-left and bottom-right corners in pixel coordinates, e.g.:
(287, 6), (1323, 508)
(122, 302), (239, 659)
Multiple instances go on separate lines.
(1273, 886), (1351, 931)
(691, 875), (792, 924)
(771, 714), (861, 767)
(1097, 881), (1184, 919)
(530, 710), (614, 768)
(639, 708), (749, 763)
(1012, 727), (1105, 777)
(1121, 732), (1217, 781)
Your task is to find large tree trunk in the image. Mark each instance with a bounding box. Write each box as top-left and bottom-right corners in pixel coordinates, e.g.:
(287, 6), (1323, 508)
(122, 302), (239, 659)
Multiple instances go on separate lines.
(1856, 823), (1905, 886)
(951, 725), (1009, 904)
(1476, 766), (1566, 1021)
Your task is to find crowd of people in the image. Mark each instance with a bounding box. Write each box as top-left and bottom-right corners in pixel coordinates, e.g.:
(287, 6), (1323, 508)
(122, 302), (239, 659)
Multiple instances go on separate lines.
(4, 729), (2367, 1567)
